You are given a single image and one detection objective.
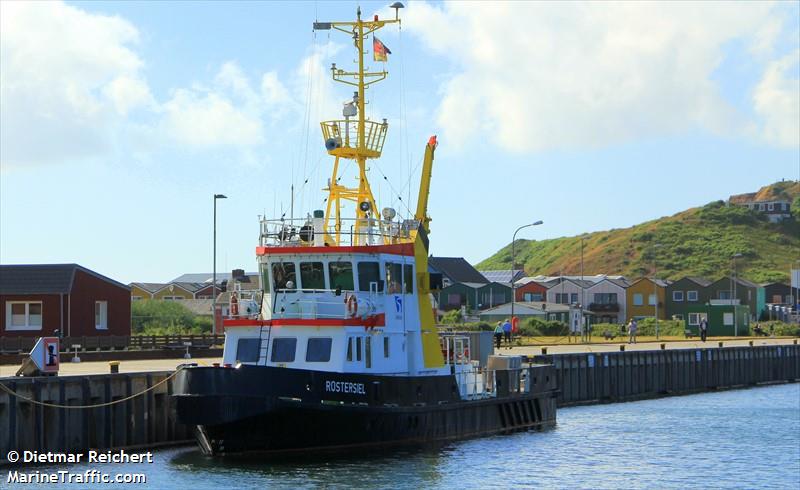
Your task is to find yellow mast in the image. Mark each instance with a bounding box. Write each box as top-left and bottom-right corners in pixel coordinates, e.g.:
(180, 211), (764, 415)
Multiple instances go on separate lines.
(315, 7), (400, 246)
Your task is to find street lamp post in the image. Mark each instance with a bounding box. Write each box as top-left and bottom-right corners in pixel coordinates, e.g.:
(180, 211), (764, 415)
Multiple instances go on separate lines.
(580, 235), (588, 342)
(652, 243), (663, 340)
(732, 253), (743, 337)
(511, 220), (544, 328)
(213, 194), (228, 333)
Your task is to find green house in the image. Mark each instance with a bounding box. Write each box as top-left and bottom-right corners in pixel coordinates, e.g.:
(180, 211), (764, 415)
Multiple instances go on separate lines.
(438, 282), (511, 313)
(665, 277), (712, 321)
(706, 277), (765, 321)
(684, 303), (750, 336)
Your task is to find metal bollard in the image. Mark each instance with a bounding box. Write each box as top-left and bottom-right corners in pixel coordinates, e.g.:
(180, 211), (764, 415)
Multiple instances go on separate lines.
(109, 361), (120, 374)
(718, 342), (724, 348)
(619, 345), (625, 352)
(660, 343), (666, 350)
(541, 347), (547, 355)
(748, 340), (754, 347)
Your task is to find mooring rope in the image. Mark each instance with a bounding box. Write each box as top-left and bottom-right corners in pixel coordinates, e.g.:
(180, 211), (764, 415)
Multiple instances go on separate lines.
(0, 366), (185, 410)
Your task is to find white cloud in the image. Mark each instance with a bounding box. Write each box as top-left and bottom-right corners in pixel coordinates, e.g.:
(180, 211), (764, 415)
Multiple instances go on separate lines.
(0, 2), (343, 168)
(753, 49), (800, 147)
(402, 1), (799, 151)
(162, 88), (264, 147)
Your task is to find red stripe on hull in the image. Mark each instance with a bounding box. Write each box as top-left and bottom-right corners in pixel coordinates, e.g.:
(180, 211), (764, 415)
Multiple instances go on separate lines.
(256, 243), (414, 257)
(224, 313), (386, 328)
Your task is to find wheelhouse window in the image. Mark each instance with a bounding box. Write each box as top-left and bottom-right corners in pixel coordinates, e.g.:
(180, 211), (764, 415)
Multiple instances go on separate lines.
(272, 262), (297, 292)
(403, 264), (414, 294)
(270, 338), (297, 362)
(329, 262), (354, 291)
(385, 262), (403, 293)
(355, 337), (362, 361)
(6, 302), (42, 330)
(95, 301), (108, 330)
(306, 337), (332, 362)
(300, 262), (325, 290)
(236, 338), (260, 363)
(383, 336), (390, 358)
(358, 262), (383, 292)
(365, 337), (372, 368)
(346, 337), (354, 362)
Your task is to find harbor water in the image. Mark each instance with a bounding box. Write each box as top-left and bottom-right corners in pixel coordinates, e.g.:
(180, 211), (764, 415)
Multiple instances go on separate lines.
(6, 383), (799, 489)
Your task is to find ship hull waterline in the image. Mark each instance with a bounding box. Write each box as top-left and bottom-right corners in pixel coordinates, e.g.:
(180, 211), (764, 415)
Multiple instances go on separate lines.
(173, 364), (558, 456)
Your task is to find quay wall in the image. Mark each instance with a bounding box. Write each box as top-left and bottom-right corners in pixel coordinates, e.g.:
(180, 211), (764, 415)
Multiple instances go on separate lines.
(534, 344), (799, 407)
(0, 371), (192, 464)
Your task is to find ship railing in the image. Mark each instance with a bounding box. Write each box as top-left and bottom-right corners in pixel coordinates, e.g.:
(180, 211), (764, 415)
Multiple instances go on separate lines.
(259, 217), (419, 247)
(320, 119), (388, 155)
(456, 367), (533, 400)
(272, 290), (380, 320)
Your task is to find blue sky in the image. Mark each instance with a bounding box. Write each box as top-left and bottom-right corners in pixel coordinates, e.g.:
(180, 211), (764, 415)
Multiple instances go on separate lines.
(1, 1), (798, 284)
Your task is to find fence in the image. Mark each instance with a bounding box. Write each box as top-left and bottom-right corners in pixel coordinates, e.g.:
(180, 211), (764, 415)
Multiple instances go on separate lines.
(0, 335), (225, 354)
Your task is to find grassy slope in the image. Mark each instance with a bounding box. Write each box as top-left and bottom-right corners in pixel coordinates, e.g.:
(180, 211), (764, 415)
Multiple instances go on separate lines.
(477, 182), (800, 283)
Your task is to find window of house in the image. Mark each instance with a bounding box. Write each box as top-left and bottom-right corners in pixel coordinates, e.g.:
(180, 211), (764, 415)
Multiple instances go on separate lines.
(688, 313), (699, 326)
(673, 291), (684, 302)
(270, 338), (297, 362)
(403, 264), (414, 294)
(648, 294), (657, 306)
(300, 262), (325, 290)
(95, 301), (108, 330)
(633, 293), (643, 306)
(687, 290), (698, 302)
(723, 313), (734, 326)
(365, 336), (372, 368)
(758, 203), (765, 211)
(719, 290), (732, 300)
(132, 296), (143, 301)
(357, 262), (383, 292)
(673, 314), (683, 321)
(385, 262), (403, 294)
(272, 262), (297, 291)
(594, 293), (617, 304)
(383, 336), (390, 358)
(570, 293), (578, 304)
(555, 293), (568, 304)
(524, 292), (543, 302)
(329, 262), (354, 291)
(447, 294), (461, 305)
(236, 338), (260, 363)
(6, 301), (43, 330)
(767, 203), (774, 211)
(163, 296), (183, 301)
(306, 337), (332, 362)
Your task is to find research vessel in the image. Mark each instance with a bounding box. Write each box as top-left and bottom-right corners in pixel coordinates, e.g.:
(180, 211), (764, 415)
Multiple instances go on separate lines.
(173, 5), (557, 455)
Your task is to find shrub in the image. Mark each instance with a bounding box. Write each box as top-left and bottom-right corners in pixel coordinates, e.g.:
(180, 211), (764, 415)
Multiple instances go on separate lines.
(131, 300), (211, 335)
(440, 309), (463, 324)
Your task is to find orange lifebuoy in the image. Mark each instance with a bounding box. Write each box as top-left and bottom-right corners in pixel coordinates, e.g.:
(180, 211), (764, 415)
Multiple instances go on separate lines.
(346, 294), (358, 318)
(511, 316), (519, 333)
(230, 293), (239, 317)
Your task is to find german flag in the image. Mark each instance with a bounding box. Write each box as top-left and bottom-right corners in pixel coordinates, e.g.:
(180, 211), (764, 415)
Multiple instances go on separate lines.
(373, 36), (391, 62)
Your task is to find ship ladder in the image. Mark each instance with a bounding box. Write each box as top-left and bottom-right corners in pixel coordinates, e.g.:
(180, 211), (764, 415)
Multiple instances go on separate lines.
(258, 323), (273, 366)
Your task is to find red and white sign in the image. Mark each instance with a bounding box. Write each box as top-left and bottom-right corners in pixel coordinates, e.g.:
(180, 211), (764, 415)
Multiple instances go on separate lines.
(42, 337), (60, 373)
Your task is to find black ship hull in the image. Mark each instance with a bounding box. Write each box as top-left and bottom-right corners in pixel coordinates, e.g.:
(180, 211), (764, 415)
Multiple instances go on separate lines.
(173, 364), (558, 455)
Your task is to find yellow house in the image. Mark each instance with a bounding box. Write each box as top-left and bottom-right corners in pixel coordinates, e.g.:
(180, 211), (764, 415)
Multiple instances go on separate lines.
(129, 283), (167, 301)
(151, 283), (200, 301)
(626, 278), (670, 320)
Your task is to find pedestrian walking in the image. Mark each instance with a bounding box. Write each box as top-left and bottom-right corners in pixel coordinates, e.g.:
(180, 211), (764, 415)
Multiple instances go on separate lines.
(699, 317), (708, 342)
(502, 318), (512, 349)
(494, 322), (503, 350)
(628, 318), (638, 344)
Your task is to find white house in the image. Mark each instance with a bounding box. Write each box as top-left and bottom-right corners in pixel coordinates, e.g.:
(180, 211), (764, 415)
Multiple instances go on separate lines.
(585, 278), (630, 325)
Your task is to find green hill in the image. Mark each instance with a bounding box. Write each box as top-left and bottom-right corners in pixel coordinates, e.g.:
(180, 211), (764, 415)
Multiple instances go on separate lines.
(477, 181), (800, 284)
